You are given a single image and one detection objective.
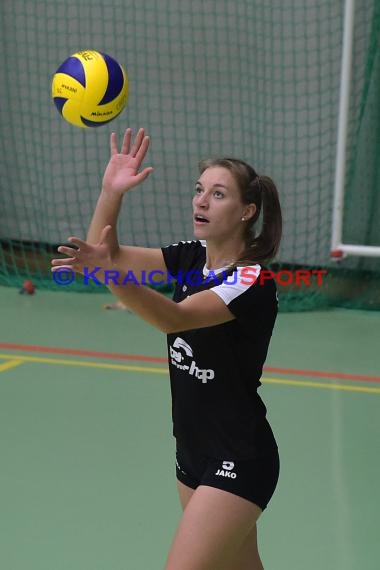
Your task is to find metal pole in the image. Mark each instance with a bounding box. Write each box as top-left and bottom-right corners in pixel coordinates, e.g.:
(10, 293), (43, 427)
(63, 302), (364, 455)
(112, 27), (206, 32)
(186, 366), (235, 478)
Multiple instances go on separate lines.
(330, 0), (355, 256)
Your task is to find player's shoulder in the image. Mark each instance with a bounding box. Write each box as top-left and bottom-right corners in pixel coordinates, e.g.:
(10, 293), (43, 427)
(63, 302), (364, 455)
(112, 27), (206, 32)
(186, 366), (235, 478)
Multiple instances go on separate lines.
(239, 264), (277, 296)
(162, 239), (206, 274)
(210, 263), (277, 308)
(167, 239), (206, 251)
(163, 239), (206, 260)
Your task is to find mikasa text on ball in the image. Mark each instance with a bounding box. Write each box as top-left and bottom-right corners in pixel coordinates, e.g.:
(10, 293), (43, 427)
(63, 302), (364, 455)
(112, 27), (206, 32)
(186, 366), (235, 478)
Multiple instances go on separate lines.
(52, 50), (128, 128)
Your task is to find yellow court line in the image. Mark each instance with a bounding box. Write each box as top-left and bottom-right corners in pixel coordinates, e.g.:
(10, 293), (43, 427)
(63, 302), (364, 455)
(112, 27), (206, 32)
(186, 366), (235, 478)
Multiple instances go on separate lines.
(0, 359), (23, 373)
(0, 353), (379, 393)
(262, 376), (380, 394)
(0, 353), (167, 375)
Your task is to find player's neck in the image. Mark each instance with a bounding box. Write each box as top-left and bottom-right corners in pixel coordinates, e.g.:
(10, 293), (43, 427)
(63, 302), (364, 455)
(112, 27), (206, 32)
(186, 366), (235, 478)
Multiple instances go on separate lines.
(205, 238), (245, 271)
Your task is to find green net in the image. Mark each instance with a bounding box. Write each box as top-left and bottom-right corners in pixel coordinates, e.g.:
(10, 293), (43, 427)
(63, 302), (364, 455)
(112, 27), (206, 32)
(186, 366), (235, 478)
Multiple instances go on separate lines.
(1, 0), (379, 309)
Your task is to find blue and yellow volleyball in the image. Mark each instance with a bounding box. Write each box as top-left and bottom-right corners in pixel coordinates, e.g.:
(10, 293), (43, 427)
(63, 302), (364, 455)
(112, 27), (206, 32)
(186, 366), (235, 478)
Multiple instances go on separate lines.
(51, 50), (128, 128)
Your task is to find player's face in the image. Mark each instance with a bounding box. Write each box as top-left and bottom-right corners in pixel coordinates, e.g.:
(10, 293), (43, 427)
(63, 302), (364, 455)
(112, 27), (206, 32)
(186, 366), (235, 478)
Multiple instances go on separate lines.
(192, 166), (247, 241)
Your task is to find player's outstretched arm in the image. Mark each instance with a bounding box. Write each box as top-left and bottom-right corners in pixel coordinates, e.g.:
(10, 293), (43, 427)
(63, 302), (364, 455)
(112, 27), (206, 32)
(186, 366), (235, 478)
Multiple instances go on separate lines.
(51, 226), (234, 333)
(86, 128), (164, 274)
(87, 128), (153, 247)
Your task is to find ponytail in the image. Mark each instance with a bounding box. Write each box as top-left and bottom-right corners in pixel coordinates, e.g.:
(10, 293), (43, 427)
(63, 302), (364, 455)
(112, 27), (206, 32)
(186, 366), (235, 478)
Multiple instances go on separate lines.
(237, 175), (282, 265)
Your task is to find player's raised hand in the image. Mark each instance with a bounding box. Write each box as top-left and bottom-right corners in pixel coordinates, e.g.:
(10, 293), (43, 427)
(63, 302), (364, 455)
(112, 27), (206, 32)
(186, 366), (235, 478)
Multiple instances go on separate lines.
(102, 128), (154, 195)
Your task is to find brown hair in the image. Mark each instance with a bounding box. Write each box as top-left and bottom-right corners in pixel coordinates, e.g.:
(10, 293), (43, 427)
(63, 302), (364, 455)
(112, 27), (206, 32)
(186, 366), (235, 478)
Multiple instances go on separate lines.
(198, 158), (282, 265)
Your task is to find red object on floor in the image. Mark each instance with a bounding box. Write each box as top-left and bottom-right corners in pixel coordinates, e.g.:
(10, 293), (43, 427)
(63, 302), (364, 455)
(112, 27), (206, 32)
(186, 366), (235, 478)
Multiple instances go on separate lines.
(20, 280), (36, 295)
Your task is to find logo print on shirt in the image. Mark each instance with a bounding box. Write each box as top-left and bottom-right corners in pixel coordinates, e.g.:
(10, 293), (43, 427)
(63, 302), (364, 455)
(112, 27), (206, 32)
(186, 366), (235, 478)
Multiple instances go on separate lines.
(215, 461), (237, 479)
(172, 337), (193, 359)
(169, 336), (215, 384)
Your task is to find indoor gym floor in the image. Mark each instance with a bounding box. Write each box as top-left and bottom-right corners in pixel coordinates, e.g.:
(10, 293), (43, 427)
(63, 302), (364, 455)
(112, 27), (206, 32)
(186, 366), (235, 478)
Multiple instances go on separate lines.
(0, 284), (379, 570)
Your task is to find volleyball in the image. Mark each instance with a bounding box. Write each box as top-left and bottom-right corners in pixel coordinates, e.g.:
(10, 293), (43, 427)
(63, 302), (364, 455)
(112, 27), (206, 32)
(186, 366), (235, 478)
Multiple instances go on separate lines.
(51, 50), (128, 128)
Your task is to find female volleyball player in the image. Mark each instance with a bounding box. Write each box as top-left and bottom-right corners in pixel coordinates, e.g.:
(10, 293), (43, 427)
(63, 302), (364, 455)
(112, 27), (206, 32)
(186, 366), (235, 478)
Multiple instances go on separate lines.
(52, 127), (282, 570)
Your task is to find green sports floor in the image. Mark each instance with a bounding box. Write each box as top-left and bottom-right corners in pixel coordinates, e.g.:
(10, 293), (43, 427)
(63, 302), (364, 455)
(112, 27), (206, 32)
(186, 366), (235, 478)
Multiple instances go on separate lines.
(0, 285), (379, 570)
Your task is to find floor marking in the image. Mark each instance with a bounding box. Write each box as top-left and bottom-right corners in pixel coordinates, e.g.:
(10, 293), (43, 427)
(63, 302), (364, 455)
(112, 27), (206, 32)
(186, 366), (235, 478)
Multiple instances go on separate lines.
(0, 359), (23, 373)
(264, 366), (380, 383)
(0, 343), (379, 383)
(0, 354), (167, 374)
(0, 353), (379, 393)
(0, 343), (167, 363)
(262, 377), (380, 394)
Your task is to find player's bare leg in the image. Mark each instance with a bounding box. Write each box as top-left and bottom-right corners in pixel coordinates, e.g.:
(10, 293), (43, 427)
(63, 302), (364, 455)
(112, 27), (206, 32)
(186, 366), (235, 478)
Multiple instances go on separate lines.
(168, 482), (263, 570)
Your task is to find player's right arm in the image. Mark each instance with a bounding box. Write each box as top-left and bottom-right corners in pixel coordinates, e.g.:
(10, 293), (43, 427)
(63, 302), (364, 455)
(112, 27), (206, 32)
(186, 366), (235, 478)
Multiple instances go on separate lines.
(86, 128), (165, 274)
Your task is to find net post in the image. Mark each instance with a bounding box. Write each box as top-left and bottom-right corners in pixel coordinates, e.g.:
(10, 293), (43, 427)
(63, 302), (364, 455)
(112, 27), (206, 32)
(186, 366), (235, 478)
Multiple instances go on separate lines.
(330, 0), (356, 258)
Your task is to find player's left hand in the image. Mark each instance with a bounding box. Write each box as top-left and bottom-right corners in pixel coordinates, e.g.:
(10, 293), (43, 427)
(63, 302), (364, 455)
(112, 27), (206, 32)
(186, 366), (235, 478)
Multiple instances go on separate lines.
(51, 225), (114, 278)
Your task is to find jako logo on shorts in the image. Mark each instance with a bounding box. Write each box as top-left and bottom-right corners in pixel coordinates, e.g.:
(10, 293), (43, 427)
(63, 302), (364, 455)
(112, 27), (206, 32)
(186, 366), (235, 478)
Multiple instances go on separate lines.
(215, 461), (237, 479)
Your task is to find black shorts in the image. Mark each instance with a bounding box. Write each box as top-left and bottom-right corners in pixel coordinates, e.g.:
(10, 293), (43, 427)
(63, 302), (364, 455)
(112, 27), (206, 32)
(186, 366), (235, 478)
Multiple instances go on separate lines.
(175, 444), (280, 511)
